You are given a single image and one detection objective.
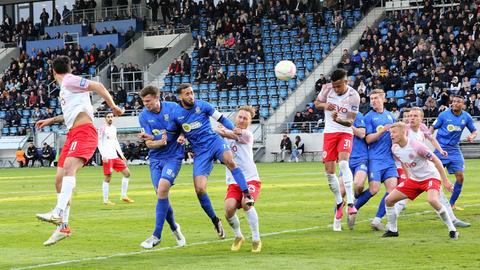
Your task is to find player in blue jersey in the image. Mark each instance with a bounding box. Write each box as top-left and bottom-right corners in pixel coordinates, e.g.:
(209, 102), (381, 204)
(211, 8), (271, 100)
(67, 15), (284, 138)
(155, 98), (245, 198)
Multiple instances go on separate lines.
(137, 86), (186, 249)
(430, 95), (477, 211)
(354, 89), (398, 231)
(169, 83), (254, 239)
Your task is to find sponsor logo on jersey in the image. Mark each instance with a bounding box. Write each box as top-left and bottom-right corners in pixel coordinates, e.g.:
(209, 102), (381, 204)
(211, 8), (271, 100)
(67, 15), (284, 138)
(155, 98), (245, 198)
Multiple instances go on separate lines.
(376, 125), (384, 132)
(447, 124), (461, 132)
(164, 114), (169, 121)
(182, 121), (202, 132)
(195, 107), (201, 114)
(152, 129), (165, 136)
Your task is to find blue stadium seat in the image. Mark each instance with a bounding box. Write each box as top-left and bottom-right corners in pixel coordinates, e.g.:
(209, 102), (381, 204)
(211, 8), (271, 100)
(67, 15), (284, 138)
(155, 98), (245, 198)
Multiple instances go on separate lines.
(20, 118), (28, 126)
(209, 91), (218, 99)
(397, 99), (407, 107)
(9, 127), (18, 135)
(386, 90), (395, 99)
(49, 99), (58, 108)
(260, 108), (269, 118)
(270, 97), (280, 108)
(2, 127), (9, 136)
(279, 88), (288, 99)
(395, 90), (405, 98)
(248, 89), (257, 96)
(288, 79), (297, 89)
(248, 97), (259, 106)
(229, 90), (238, 98)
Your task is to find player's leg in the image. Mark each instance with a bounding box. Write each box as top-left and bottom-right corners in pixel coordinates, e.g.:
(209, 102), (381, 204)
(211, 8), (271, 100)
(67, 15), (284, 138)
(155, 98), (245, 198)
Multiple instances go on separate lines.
(382, 189), (408, 237)
(102, 173), (114, 205)
(241, 181), (261, 252)
(450, 171), (464, 210)
(426, 182), (458, 239)
(371, 175), (397, 231)
(355, 162), (382, 210)
(338, 150), (356, 215)
(225, 192), (244, 251)
(353, 164), (368, 196)
(438, 188), (470, 227)
(120, 165), (134, 203)
(221, 149), (253, 205)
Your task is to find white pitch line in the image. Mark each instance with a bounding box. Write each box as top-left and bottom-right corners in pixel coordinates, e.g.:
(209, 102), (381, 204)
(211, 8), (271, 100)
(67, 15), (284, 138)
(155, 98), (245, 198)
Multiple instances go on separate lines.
(11, 204), (479, 270)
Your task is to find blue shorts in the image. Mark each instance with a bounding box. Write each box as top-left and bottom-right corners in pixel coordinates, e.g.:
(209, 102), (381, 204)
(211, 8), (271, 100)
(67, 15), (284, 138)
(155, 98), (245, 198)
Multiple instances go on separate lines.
(434, 148), (464, 174)
(150, 159), (182, 188)
(368, 160), (398, 182)
(193, 137), (230, 177)
(350, 159), (368, 175)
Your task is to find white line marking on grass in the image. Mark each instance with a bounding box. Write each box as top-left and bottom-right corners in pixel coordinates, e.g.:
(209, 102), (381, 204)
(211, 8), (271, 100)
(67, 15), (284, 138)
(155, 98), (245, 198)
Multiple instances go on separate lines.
(11, 203), (479, 270)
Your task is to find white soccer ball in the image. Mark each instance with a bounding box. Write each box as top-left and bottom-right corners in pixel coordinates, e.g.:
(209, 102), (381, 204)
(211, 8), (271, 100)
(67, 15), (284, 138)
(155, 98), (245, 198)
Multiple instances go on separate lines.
(275, 60), (296, 81)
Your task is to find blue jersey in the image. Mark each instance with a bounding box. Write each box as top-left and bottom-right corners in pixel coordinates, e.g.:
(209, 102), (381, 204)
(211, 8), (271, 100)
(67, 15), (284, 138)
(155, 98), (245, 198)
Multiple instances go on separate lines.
(169, 100), (224, 154)
(138, 101), (184, 161)
(433, 109), (476, 149)
(364, 109), (396, 161)
(351, 112), (368, 161)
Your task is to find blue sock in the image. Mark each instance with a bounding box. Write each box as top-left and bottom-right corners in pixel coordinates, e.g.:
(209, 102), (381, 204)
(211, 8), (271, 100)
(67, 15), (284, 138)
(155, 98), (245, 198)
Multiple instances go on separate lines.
(198, 193), (217, 219)
(165, 205), (178, 231)
(355, 189), (373, 210)
(231, 167), (248, 192)
(153, 198), (169, 239)
(450, 182), (463, 206)
(375, 192), (389, 219)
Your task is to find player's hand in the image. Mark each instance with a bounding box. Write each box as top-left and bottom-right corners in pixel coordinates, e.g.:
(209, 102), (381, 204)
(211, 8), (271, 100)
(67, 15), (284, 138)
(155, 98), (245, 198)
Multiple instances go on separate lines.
(159, 133), (168, 146)
(233, 127), (242, 135)
(443, 180), (453, 192)
(35, 119), (52, 129)
(325, 103), (336, 111)
(332, 111), (339, 122)
(440, 150), (448, 157)
(177, 134), (185, 144)
(111, 105), (124, 116)
(102, 157), (108, 163)
(382, 124), (392, 132)
(466, 134), (475, 142)
(138, 132), (154, 141)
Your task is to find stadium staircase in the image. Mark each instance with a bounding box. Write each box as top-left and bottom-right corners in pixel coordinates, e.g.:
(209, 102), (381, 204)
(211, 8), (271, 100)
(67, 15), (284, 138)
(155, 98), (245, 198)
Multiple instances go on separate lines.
(264, 7), (385, 133)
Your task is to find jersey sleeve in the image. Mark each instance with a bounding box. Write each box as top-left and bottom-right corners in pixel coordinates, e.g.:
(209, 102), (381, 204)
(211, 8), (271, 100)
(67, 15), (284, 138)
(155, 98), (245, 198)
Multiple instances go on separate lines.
(237, 129), (254, 144)
(166, 108), (179, 133)
(113, 127), (124, 157)
(466, 113), (477, 133)
(419, 123), (433, 140)
(413, 141), (435, 161)
(62, 74), (90, 93)
(316, 83), (332, 103)
(354, 113), (365, 128)
(139, 113), (152, 136)
(97, 126), (107, 157)
(348, 91), (360, 113)
(432, 113), (444, 130)
(202, 101), (216, 117)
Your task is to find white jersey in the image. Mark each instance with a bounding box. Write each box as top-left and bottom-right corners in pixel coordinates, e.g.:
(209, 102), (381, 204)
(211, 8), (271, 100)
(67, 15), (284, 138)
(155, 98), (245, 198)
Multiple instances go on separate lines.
(317, 84), (360, 134)
(98, 124), (124, 159)
(59, 74), (94, 130)
(392, 139), (440, 181)
(396, 123), (433, 168)
(225, 129), (260, 185)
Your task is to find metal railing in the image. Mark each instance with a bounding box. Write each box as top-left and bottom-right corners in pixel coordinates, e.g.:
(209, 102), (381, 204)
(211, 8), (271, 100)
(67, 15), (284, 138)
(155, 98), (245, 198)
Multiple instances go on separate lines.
(94, 31), (142, 75)
(143, 26), (190, 37)
(64, 4), (148, 25)
(110, 70), (145, 92)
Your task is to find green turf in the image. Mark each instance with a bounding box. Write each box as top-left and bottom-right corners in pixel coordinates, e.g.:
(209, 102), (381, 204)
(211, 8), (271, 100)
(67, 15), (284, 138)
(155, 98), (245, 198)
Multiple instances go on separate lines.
(1, 161), (479, 270)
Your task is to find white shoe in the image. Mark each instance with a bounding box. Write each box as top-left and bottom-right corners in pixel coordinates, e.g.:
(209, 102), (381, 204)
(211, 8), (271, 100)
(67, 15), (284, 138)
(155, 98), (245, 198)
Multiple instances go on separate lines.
(140, 235), (160, 249)
(172, 223), (186, 247)
(43, 226), (71, 246)
(370, 220), (385, 231)
(36, 210), (62, 225)
(333, 218), (342, 231)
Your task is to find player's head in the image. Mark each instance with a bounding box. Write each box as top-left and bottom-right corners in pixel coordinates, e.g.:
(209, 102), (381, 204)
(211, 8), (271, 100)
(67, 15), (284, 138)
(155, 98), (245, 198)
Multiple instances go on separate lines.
(176, 83), (194, 107)
(52, 56), (72, 77)
(369, 89), (385, 111)
(105, 112), (114, 125)
(402, 108), (411, 123)
(140, 85), (160, 112)
(408, 107), (424, 127)
(451, 95), (464, 112)
(236, 105), (255, 129)
(390, 122), (408, 144)
(331, 68), (348, 95)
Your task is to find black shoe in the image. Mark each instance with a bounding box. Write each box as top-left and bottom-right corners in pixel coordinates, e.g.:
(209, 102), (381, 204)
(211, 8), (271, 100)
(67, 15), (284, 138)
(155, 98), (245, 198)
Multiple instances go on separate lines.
(243, 194), (255, 207)
(382, 230), (399, 238)
(213, 218), (226, 239)
(449, 231), (459, 240)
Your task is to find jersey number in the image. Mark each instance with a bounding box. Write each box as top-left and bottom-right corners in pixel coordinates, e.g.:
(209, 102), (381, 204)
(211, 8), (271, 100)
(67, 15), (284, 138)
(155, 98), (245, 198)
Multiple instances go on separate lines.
(343, 139), (351, 150)
(70, 141), (78, 151)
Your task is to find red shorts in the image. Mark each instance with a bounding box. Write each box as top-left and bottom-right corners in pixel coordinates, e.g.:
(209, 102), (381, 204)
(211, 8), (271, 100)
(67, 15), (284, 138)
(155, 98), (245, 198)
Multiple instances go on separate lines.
(322, 132), (353, 162)
(397, 168), (408, 184)
(225, 180), (261, 208)
(396, 178), (441, 200)
(103, 158), (128, 175)
(58, 123), (98, 168)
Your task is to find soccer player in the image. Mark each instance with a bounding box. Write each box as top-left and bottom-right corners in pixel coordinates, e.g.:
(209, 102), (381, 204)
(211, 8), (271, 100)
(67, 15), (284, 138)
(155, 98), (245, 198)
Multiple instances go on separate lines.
(383, 122), (458, 239)
(430, 95), (477, 210)
(138, 86), (186, 249)
(35, 56), (123, 245)
(354, 89), (398, 231)
(314, 69), (360, 231)
(169, 83), (254, 239)
(215, 105), (262, 252)
(98, 112), (134, 205)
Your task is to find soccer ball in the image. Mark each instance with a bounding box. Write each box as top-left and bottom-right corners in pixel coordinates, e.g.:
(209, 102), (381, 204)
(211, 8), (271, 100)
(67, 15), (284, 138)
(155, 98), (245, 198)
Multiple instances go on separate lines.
(275, 60), (297, 81)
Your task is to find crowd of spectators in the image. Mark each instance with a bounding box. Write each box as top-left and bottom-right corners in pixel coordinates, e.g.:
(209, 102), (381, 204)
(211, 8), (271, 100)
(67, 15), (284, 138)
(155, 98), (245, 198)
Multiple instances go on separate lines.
(295, 0), (480, 132)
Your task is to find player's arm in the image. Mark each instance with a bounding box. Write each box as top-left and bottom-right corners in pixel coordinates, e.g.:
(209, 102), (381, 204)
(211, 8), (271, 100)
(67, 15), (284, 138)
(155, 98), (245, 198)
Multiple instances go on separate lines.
(216, 125), (252, 144)
(35, 115), (64, 129)
(352, 125), (366, 139)
(138, 114), (167, 149)
(432, 155), (453, 192)
(466, 115), (478, 142)
(333, 111), (356, 127)
(365, 124), (391, 144)
(145, 133), (168, 149)
(429, 114), (443, 134)
(87, 80), (123, 116)
(97, 127), (108, 161)
(113, 131), (126, 160)
(314, 83), (335, 111)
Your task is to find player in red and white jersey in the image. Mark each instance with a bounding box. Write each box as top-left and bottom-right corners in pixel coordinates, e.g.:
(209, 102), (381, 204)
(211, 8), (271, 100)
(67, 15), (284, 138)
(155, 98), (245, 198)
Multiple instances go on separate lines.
(314, 69), (360, 231)
(35, 56), (123, 246)
(383, 122), (458, 239)
(215, 105), (261, 253)
(98, 112), (134, 205)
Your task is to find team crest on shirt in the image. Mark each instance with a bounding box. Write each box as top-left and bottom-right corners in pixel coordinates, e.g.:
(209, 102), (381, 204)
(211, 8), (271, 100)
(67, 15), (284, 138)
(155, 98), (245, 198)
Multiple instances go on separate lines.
(461, 119), (465, 125)
(164, 114), (169, 121)
(409, 153), (415, 159)
(152, 129), (164, 136)
(195, 107), (201, 114)
(182, 123), (192, 132)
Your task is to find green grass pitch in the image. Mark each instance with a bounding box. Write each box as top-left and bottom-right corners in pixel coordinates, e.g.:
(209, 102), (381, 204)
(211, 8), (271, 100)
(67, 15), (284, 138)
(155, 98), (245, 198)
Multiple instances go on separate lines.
(1, 161), (479, 269)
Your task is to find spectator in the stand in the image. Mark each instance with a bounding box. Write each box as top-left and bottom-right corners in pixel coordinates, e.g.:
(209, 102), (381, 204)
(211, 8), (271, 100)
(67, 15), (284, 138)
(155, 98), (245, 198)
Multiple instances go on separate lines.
(293, 111), (304, 129)
(62, 5), (71, 23)
(290, 135), (305, 163)
(52, 8), (61, 26)
(41, 142), (54, 167)
(25, 143), (38, 167)
(280, 133), (292, 162)
(160, 0), (171, 24)
(116, 86), (127, 104)
(148, 0), (159, 22)
(43, 107), (55, 119)
(16, 148), (26, 168)
(28, 91), (37, 107)
(359, 96), (369, 114)
(31, 107), (43, 122)
(125, 26), (135, 42)
(40, 8), (49, 28)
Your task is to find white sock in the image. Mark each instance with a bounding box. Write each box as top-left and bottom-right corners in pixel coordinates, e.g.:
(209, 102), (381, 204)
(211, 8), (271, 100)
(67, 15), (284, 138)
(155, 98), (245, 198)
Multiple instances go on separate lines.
(439, 188), (457, 222)
(63, 204), (70, 224)
(55, 176), (75, 213)
(339, 160), (354, 205)
(386, 206), (398, 232)
(227, 214), (243, 238)
(245, 207), (260, 241)
(121, 177), (129, 198)
(326, 174), (343, 205)
(103, 181), (110, 202)
(394, 199), (407, 215)
(436, 205), (456, 232)
(372, 216), (382, 224)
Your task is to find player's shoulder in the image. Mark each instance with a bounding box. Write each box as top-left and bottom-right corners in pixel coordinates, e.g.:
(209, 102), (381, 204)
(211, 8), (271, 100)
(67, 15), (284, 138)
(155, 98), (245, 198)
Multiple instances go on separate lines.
(347, 86), (360, 97)
(364, 110), (375, 119)
(461, 110), (473, 119)
(138, 108), (149, 119)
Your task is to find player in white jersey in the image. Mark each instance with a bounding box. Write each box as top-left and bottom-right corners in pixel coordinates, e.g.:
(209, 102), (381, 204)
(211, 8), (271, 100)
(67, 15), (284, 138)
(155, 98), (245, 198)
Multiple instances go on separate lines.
(98, 112), (134, 205)
(215, 105), (261, 252)
(383, 122), (458, 239)
(314, 69), (360, 231)
(35, 56), (123, 245)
